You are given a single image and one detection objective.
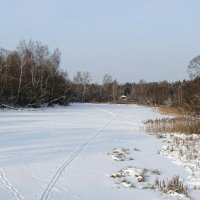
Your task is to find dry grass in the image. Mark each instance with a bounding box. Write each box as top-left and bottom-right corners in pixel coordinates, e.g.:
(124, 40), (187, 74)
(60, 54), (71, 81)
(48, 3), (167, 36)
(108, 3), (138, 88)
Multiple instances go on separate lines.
(157, 106), (183, 116)
(154, 175), (189, 197)
(144, 116), (200, 134)
(159, 134), (200, 186)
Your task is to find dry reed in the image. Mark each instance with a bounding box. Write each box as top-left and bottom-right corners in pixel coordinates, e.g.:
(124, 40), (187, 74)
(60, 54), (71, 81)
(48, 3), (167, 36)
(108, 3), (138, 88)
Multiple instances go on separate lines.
(144, 116), (200, 134)
(154, 175), (189, 197)
(158, 106), (183, 116)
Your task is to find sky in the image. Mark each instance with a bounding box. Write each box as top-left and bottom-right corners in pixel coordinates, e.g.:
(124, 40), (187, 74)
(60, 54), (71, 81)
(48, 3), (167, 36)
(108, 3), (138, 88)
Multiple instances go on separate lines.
(0, 0), (200, 83)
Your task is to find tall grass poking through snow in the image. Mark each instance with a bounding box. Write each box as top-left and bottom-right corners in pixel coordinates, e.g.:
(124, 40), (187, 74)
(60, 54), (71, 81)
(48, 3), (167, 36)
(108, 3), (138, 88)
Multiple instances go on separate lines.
(154, 175), (189, 197)
(144, 117), (200, 134)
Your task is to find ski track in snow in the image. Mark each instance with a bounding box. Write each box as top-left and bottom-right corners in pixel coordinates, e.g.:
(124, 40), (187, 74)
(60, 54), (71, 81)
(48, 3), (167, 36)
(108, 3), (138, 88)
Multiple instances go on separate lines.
(20, 158), (79, 200)
(2, 104), (199, 200)
(0, 168), (25, 200)
(39, 109), (115, 200)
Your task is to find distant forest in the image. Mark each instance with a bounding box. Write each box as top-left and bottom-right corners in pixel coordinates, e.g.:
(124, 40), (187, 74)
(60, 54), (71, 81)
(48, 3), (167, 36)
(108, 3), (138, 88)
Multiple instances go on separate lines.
(0, 40), (200, 114)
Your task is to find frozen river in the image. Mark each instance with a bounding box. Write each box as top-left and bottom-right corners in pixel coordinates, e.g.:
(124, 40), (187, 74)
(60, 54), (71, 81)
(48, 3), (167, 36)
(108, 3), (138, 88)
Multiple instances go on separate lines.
(0, 103), (199, 200)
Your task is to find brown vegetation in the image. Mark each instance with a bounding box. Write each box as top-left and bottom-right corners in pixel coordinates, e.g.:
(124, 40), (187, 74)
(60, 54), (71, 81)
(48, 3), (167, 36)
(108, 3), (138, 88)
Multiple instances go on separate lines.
(154, 176), (189, 197)
(158, 106), (183, 116)
(144, 116), (200, 134)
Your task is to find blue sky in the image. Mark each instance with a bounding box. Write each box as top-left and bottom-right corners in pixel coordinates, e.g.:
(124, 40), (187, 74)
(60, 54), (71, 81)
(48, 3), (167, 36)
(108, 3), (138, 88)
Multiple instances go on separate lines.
(0, 0), (200, 83)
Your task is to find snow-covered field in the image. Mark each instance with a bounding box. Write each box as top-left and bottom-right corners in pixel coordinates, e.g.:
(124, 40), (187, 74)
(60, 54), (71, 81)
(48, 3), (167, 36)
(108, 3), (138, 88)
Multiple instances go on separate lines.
(0, 103), (199, 200)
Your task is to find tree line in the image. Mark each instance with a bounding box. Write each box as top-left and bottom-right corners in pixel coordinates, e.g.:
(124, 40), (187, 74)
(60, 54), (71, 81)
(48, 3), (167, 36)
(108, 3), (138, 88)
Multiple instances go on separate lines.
(0, 40), (71, 107)
(71, 76), (200, 114)
(0, 40), (200, 114)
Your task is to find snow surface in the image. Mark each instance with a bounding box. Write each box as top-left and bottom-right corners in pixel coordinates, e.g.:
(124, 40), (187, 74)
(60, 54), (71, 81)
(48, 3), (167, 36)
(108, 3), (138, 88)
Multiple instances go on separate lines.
(0, 103), (199, 200)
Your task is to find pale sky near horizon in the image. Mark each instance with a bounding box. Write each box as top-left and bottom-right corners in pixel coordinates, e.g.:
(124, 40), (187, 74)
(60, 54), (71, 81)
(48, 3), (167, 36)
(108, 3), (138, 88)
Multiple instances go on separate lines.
(0, 0), (200, 83)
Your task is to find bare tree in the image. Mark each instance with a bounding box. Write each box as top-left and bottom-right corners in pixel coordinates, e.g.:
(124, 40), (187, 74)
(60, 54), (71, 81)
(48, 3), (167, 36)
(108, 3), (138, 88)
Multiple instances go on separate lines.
(0, 49), (9, 99)
(9, 52), (24, 104)
(102, 74), (112, 85)
(101, 74), (113, 101)
(187, 55), (200, 79)
(0, 40), (69, 107)
(74, 71), (91, 101)
(112, 80), (118, 102)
